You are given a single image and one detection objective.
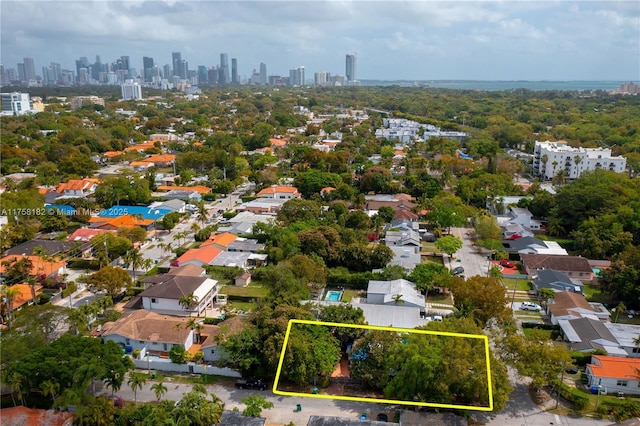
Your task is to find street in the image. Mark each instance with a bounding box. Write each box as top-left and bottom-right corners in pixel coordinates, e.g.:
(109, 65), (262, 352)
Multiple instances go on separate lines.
(450, 226), (492, 278)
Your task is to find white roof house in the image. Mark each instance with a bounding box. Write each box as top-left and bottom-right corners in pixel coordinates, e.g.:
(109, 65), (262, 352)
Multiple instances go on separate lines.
(367, 279), (425, 309)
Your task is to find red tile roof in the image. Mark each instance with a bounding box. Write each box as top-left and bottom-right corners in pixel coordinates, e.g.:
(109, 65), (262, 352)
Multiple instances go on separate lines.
(0, 406), (73, 426)
(157, 185), (212, 194)
(589, 356), (640, 379)
(68, 228), (113, 242)
(176, 246), (222, 266)
(0, 255), (66, 277)
(257, 185), (301, 196)
(91, 215), (154, 229)
(201, 232), (237, 248)
(2, 283), (43, 311)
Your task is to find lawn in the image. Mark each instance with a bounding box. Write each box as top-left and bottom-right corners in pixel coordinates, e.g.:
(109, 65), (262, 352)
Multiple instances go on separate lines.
(503, 278), (532, 291)
(341, 289), (363, 303)
(522, 327), (553, 341)
(421, 242), (442, 254)
(426, 292), (453, 305)
(227, 301), (257, 312)
(219, 284), (268, 298)
(421, 255), (444, 266)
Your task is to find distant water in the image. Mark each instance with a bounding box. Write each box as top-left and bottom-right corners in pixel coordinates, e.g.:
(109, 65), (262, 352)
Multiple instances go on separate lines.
(359, 80), (630, 91)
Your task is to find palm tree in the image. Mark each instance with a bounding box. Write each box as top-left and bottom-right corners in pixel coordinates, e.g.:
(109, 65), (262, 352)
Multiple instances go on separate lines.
(1, 285), (19, 329)
(175, 231), (189, 246)
(128, 372), (147, 404)
(151, 380), (168, 402)
(124, 248), (144, 281)
(41, 380), (60, 404)
(392, 294), (404, 306)
(7, 372), (25, 406)
(194, 323), (204, 344)
(104, 374), (122, 398)
(74, 361), (105, 395)
(190, 222), (201, 233)
(178, 292), (199, 313)
(196, 201), (209, 226)
(615, 302), (627, 323)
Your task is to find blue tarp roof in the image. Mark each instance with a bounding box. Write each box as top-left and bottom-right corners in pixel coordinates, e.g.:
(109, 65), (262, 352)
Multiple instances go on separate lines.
(98, 206), (172, 220)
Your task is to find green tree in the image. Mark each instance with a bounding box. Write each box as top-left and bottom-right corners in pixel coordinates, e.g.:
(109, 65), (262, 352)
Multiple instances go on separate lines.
(449, 276), (511, 327)
(128, 372), (147, 404)
(377, 206), (396, 223)
(408, 263), (452, 294)
(359, 166), (393, 193)
(435, 235), (463, 266)
(242, 394), (274, 417)
(151, 380), (168, 402)
(171, 390), (224, 425)
(85, 266), (133, 299)
(41, 379), (60, 404)
(276, 198), (321, 226)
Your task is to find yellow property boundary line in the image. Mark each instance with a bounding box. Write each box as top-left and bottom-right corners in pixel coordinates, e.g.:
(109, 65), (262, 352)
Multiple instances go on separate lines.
(273, 319), (494, 411)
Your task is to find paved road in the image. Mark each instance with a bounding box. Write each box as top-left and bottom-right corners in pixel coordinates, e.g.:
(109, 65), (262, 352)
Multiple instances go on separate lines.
(449, 226), (491, 278)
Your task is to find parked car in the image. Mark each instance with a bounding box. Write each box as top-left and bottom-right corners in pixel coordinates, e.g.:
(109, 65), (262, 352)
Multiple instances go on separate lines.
(500, 259), (515, 268)
(235, 377), (267, 390)
(520, 302), (542, 311)
(452, 266), (464, 275)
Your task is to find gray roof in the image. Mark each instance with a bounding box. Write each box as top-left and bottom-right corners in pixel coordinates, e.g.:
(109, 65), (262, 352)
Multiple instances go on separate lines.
(228, 240), (265, 253)
(218, 222), (255, 235)
(153, 199), (185, 211)
(219, 411), (266, 426)
(387, 246), (421, 271)
(502, 236), (546, 252)
(368, 279), (424, 308)
(5, 239), (87, 256)
(559, 317), (618, 352)
(138, 276), (209, 299)
(209, 251), (252, 267)
(228, 211), (274, 225)
(353, 303), (428, 329)
(533, 269), (583, 293)
(307, 416), (389, 426)
(385, 229), (421, 246)
(604, 322), (640, 349)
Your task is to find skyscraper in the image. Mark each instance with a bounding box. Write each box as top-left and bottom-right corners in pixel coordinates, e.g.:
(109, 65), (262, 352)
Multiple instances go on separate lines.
(23, 57), (36, 81)
(231, 58), (238, 85)
(120, 56), (130, 71)
(259, 63), (267, 85)
(219, 53), (229, 85)
(177, 60), (188, 80)
(143, 56), (154, 82)
(346, 54), (356, 82)
(75, 57), (89, 81)
(172, 52), (181, 77)
(197, 66), (208, 84)
(289, 66), (305, 86)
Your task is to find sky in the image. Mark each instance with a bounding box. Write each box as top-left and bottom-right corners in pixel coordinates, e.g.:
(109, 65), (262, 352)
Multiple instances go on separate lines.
(1, 0), (639, 81)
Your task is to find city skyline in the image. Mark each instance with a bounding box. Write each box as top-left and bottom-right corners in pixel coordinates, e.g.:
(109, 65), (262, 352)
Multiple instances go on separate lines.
(1, 1), (639, 81)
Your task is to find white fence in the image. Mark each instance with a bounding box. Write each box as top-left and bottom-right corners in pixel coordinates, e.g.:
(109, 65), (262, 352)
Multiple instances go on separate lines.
(133, 359), (241, 377)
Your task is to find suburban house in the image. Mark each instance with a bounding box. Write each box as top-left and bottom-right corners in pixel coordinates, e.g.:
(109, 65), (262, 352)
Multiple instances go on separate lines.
(157, 185), (212, 194)
(367, 279), (425, 310)
(384, 229), (421, 247)
(102, 310), (196, 355)
(547, 291), (610, 325)
(0, 255), (66, 281)
(130, 273), (219, 317)
(558, 317), (640, 357)
(236, 198), (287, 214)
(5, 239), (89, 258)
(148, 199), (187, 213)
(256, 185), (301, 200)
(200, 232), (238, 250)
(2, 283), (43, 312)
(521, 254), (594, 283)
(210, 251), (268, 269)
(501, 237), (568, 256)
(157, 190), (202, 202)
(56, 178), (100, 197)
(68, 228), (114, 243)
(532, 269), (584, 294)
(235, 272), (251, 287)
(496, 207), (542, 239)
(586, 356), (640, 396)
(89, 215), (155, 232)
(227, 239), (266, 253)
(174, 246), (222, 268)
(385, 245), (421, 272)
(141, 153), (176, 167)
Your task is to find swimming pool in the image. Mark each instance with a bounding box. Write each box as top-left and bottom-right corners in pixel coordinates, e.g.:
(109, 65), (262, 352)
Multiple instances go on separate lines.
(325, 290), (343, 302)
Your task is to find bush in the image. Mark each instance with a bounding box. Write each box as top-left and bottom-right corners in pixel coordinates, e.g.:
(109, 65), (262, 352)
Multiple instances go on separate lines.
(202, 193), (216, 201)
(557, 382), (591, 412)
(241, 196), (257, 203)
(174, 247), (188, 258)
(222, 211), (237, 220)
(132, 348), (141, 359)
(521, 322), (558, 330)
(169, 345), (189, 364)
(38, 293), (51, 305)
(599, 399), (640, 422)
(61, 281), (78, 298)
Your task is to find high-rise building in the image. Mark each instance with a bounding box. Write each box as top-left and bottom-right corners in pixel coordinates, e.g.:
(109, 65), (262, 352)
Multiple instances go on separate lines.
(315, 71), (328, 86)
(23, 57), (36, 81)
(259, 62), (267, 85)
(177, 60), (188, 80)
(121, 79), (142, 100)
(163, 64), (171, 80)
(120, 56), (130, 71)
(208, 67), (219, 85)
(75, 57), (89, 81)
(289, 66), (305, 86)
(346, 53), (356, 82)
(92, 56), (103, 81)
(143, 56), (154, 82)
(172, 52), (181, 77)
(197, 66), (208, 84)
(17, 63), (26, 82)
(231, 58), (239, 85)
(219, 54), (229, 85)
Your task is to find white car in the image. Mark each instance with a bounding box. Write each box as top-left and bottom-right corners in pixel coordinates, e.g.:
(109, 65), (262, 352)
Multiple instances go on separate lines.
(521, 302), (542, 311)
